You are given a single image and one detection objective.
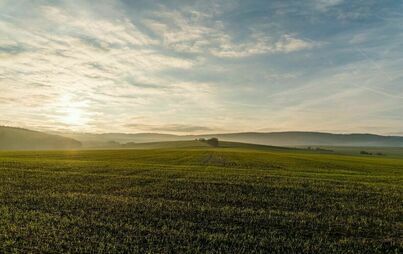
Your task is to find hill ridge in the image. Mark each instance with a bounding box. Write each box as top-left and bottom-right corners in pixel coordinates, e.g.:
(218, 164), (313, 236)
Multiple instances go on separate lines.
(0, 126), (82, 150)
(58, 130), (403, 148)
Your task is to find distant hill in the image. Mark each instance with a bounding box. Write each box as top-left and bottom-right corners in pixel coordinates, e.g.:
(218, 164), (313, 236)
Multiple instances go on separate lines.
(59, 131), (403, 148)
(0, 126), (82, 150)
(194, 132), (403, 147)
(60, 132), (186, 147)
(121, 140), (211, 149)
(111, 140), (297, 152)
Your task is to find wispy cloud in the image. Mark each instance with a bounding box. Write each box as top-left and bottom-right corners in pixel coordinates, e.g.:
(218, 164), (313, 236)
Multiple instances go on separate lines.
(126, 123), (216, 133)
(0, 0), (402, 134)
(144, 6), (318, 57)
(312, 0), (344, 11)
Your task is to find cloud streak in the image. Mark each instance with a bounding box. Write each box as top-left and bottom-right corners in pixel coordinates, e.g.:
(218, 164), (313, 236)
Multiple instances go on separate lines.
(0, 0), (402, 134)
(144, 7), (317, 57)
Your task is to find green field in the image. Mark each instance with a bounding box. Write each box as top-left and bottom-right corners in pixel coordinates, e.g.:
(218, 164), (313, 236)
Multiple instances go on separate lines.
(314, 146), (403, 159)
(0, 142), (402, 253)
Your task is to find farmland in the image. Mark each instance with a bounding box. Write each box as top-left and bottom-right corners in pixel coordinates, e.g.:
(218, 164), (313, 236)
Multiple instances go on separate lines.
(0, 143), (402, 253)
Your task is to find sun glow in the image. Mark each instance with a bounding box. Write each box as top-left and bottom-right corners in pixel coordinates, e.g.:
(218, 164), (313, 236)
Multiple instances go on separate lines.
(58, 95), (89, 127)
(63, 107), (85, 125)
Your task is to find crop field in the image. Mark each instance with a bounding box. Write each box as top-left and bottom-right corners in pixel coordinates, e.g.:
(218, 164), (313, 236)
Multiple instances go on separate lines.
(0, 145), (402, 253)
(315, 146), (403, 159)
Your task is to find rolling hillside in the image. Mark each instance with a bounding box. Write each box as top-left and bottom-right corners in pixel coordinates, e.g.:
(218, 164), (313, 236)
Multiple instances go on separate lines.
(60, 131), (403, 148)
(6, 126), (403, 149)
(196, 132), (403, 147)
(121, 140), (298, 152)
(121, 140), (211, 149)
(0, 126), (82, 150)
(60, 132), (183, 148)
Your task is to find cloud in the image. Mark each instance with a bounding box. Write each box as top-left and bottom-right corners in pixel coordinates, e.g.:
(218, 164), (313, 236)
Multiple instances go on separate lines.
(126, 123), (215, 133)
(0, 3), (214, 132)
(144, 6), (319, 58)
(211, 34), (316, 57)
(41, 5), (157, 47)
(0, 0), (402, 134)
(312, 0), (344, 11)
(274, 35), (316, 53)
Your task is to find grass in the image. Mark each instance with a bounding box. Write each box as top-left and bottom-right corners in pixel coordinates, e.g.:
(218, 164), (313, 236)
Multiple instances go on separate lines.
(0, 142), (402, 253)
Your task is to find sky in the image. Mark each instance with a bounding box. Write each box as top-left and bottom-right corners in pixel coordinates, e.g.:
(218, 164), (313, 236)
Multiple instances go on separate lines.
(0, 0), (402, 135)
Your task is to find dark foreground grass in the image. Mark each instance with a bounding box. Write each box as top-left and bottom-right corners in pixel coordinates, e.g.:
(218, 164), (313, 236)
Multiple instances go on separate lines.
(0, 148), (402, 253)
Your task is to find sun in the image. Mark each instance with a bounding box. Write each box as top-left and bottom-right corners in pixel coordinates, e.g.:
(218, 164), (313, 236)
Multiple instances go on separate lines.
(63, 107), (84, 126)
(57, 95), (88, 127)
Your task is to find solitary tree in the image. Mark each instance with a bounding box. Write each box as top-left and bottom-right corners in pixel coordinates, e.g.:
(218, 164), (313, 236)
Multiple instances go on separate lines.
(206, 137), (219, 147)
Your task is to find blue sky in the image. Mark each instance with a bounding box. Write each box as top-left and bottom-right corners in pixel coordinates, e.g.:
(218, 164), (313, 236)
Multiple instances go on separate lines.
(0, 0), (402, 134)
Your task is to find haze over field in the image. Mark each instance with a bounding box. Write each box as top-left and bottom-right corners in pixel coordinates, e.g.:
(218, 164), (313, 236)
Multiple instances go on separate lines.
(2, 126), (403, 150)
(1, 0), (402, 135)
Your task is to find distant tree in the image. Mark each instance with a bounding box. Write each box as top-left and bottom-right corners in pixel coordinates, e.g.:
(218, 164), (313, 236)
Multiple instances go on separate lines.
(107, 140), (120, 146)
(122, 142), (136, 147)
(360, 151), (372, 155)
(206, 137), (219, 147)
